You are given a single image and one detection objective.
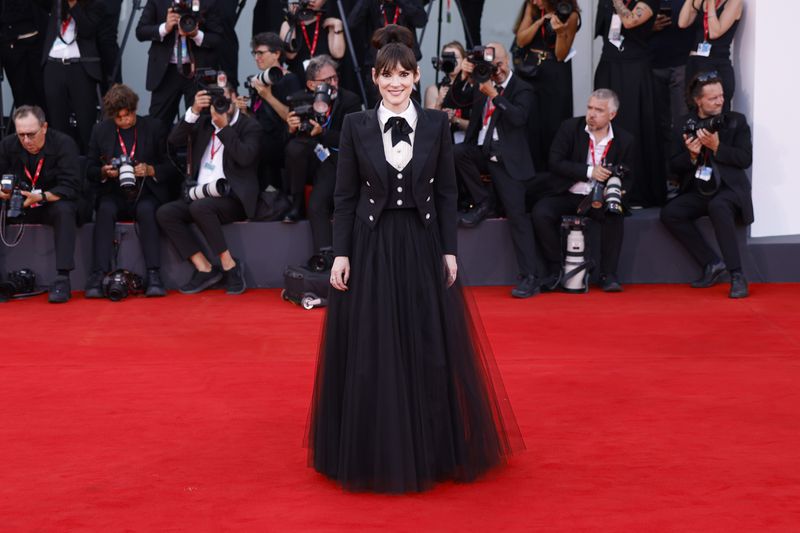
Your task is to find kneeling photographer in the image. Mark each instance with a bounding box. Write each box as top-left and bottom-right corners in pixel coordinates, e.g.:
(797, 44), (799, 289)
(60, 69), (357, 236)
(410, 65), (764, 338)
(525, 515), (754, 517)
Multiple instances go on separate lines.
(282, 55), (360, 255)
(157, 74), (262, 295)
(85, 84), (177, 299)
(531, 89), (635, 294)
(0, 106), (81, 303)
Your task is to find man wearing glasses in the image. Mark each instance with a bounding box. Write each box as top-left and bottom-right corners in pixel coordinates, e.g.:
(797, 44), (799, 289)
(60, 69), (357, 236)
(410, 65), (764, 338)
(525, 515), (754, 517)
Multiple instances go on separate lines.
(0, 106), (81, 303)
(281, 55), (360, 257)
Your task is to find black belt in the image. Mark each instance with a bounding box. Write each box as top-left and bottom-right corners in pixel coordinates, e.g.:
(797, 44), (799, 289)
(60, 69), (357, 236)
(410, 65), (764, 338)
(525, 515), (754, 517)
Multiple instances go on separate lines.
(47, 56), (101, 65)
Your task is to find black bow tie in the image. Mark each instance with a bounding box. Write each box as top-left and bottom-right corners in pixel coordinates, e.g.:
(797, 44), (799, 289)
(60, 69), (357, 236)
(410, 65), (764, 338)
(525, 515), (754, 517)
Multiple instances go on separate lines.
(384, 116), (413, 146)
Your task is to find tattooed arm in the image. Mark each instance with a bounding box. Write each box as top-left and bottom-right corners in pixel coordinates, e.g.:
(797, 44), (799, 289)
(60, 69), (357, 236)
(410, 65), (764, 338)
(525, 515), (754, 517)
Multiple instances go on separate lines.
(611, 0), (655, 29)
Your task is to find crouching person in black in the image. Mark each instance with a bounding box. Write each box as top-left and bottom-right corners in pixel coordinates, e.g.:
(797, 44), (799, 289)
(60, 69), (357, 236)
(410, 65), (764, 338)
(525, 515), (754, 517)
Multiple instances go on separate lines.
(0, 106), (80, 303)
(157, 79), (262, 295)
(85, 84), (176, 298)
(531, 89), (636, 293)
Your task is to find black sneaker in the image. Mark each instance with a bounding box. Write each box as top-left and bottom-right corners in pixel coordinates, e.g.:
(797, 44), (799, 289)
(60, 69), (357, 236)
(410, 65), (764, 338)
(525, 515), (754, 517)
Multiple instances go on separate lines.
(691, 261), (726, 288)
(179, 267), (222, 294)
(48, 275), (71, 303)
(729, 271), (749, 299)
(600, 273), (623, 293)
(222, 260), (246, 295)
(511, 274), (540, 299)
(84, 270), (105, 299)
(145, 269), (167, 297)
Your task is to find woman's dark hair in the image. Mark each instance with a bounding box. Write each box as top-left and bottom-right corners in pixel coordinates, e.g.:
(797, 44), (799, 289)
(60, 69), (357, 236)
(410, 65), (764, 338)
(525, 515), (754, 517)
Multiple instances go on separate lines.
(372, 25), (417, 76)
(103, 84), (139, 118)
(686, 70), (723, 110)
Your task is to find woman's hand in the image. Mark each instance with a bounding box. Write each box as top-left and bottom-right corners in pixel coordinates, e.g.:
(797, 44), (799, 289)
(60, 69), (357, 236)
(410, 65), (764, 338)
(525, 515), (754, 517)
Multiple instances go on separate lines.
(444, 254), (457, 287)
(330, 256), (350, 291)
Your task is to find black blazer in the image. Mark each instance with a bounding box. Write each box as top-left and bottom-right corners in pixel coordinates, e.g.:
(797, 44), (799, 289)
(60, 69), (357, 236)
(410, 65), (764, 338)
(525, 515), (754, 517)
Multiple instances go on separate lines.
(168, 111), (262, 219)
(135, 0), (224, 91)
(347, 0), (427, 63)
(0, 128), (81, 200)
(313, 88), (363, 151)
(548, 116), (637, 197)
(332, 104), (458, 257)
(38, 0), (105, 81)
(86, 116), (177, 204)
(669, 111), (754, 224)
(456, 73), (536, 181)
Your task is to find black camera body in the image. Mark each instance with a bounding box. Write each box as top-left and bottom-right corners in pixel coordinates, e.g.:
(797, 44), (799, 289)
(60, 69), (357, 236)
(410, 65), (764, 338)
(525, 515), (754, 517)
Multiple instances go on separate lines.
(466, 46), (497, 84)
(102, 269), (144, 302)
(1, 174), (29, 219)
(684, 114), (727, 138)
(110, 154), (137, 189)
(288, 83), (333, 134)
(0, 268), (37, 302)
(284, 0), (322, 24)
(554, 1), (574, 23)
(588, 163), (628, 215)
(195, 69), (231, 114)
(432, 51), (458, 84)
(308, 247), (334, 273)
(171, 0), (201, 34)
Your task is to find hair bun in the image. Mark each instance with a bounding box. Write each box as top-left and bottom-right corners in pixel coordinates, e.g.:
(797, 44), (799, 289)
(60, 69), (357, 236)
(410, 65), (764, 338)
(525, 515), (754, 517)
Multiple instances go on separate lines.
(371, 24), (415, 50)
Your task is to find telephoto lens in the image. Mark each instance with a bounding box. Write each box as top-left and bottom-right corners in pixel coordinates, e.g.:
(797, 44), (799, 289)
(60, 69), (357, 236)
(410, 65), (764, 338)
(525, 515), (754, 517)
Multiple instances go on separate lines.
(255, 66), (284, 86)
(604, 177), (624, 215)
(187, 178), (230, 201)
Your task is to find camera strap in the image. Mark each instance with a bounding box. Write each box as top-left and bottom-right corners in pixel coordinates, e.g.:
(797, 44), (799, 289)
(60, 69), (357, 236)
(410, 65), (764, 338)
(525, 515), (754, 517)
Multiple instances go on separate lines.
(381, 5), (401, 26)
(116, 128), (137, 161)
(589, 137), (612, 167)
(299, 14), (322, 57)
(24, 158), (45, 188)
(702, 0), (724, 42)
(482, 87), (503, 126)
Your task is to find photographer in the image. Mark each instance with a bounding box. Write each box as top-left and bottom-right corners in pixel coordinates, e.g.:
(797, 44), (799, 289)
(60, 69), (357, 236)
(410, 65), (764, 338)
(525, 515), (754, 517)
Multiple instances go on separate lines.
(282, 55), (360, 255)
(660, 72), (752, 298)
(135, 0), (224, 128)
(0, 106), (81, 303)
(0, 0), (48, 111)
(237, 32), (303, 191)
(450, 42), (540, 298)
(424, 41), (471, 144)
(85, 84), (176, 298)
(279, 0), (345, 81)
(156, 79), (261, 295)
(531, 89), (636, 293)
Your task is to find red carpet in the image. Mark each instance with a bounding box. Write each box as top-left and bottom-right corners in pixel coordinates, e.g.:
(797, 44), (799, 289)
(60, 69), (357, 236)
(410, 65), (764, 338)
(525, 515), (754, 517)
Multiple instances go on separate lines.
(2, 284), (800, 531)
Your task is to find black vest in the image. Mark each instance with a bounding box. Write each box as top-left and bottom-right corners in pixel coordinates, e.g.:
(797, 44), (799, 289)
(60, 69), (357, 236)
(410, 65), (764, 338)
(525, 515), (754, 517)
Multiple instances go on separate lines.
(384, 159), (415, 209)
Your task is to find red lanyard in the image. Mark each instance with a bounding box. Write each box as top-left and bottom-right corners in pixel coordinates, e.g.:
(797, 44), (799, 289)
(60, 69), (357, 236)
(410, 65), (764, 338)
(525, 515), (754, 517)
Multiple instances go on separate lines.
(382, 5), (400, 26)
(300, 14), (322, 57)
(117, 128), (137, 160)
(483, 98), (496, 126)
(589, 137), (613, 167)
(703, 0), (723, 41)
(61, 16), (72, 37)
(25, 158), (45, 188)
(210, 134), (221, 161)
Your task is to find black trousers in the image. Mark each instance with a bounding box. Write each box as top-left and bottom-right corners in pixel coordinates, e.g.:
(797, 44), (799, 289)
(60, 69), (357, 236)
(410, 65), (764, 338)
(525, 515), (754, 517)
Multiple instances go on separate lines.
(156, 196), (246, 260)
(149, 66), (199, 129)
(458, 0), (485, 47)
(1, 35), (47, 111)
(660, 184), (742, 271)
(43, 61), (99, 153)
(13, 200), (78, 272)
(92, 191), (162, 272)
(531, 193), (625, 277)
(453, 143), (491, 205)
(285, 137), (337, 250)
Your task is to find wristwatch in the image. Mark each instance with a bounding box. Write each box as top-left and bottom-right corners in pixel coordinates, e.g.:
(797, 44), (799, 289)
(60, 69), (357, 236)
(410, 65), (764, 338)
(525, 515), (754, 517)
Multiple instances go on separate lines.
(40, 190), (48, 204)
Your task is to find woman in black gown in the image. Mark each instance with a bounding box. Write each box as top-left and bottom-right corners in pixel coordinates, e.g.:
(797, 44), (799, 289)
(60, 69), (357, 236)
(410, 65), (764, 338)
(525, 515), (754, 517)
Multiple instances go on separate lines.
(306, 26), (523, 494)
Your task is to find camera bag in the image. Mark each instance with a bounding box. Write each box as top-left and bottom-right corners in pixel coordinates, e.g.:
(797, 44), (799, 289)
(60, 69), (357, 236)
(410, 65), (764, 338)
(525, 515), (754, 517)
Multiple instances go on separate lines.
(282, 265), (329, 310)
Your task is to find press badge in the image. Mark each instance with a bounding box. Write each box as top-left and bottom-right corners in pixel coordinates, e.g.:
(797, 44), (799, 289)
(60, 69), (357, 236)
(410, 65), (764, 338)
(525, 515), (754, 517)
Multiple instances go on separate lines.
(314, 143), (330, 162)
(608, 14), (624, 49)
(696, 41), (712, 57)
(203, 161), (216, 172)
(695, 166), (713, 182)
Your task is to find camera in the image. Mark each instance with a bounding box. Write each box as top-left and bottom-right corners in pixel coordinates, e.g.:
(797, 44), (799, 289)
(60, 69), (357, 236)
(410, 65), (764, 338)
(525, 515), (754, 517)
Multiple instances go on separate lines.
(195, 69), (231, 114)
(110, 154), (137, 189)
(554, 1), (574, 23)
(466, 46), (497, 84)
(432, 51), (458, 75)
(247, 66), (284, 89)
(285, 0), (320, 23)
(102, 269), (144, 302)
(683, 114), (727, 137)
(588, 163), (628, 215)
(288, 83), (333, 134)
(0, 268), (37, 302)
(186, 178), (230, 202)
(1, 174), (28, 219)
(171, 0), (201, 34)
(308, 247), (334, 273)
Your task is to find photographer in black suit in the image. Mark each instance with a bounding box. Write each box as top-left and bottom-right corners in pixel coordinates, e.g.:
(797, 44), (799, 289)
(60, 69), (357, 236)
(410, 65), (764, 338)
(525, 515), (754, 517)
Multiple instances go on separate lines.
(0, 106), (81, 303)
(156, 79), (261, 295)
(85, 84), (176, 298)
(660, 72), (753, 298)
(135, 0), (224, 127)
(451, 42), (540, 298)
(0, 0), (48, 110)
(531, 89), (636, 294)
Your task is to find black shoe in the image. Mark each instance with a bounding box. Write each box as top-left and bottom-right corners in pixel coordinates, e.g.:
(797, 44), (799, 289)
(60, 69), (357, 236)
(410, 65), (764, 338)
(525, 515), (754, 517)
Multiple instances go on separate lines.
(222, 259), (246, 295)
(179, 267), (222, 294)
(729, 271), (749, 299)
(459, 199), (492, 228)
(48, 275), (71, 303)
(145, 269), (167, 297)
(282, 207), (302, 224)
(539, 272), (562, 293)
(84, 270), (105, 299)
(511, 274), (540, 299)
(600, 273), (623, 293)
(691, 261), (726, 288)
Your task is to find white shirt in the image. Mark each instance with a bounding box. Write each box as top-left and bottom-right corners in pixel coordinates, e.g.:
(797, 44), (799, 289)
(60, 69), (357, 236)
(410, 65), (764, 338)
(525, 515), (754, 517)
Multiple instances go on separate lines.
(477, 70), (513, 147)
(159, 23), (205, 64)
(377, 100), (418, 172)
(570, 122), (615, 195)
(48, 17), (80, 60)
(184, 107), (240, 186)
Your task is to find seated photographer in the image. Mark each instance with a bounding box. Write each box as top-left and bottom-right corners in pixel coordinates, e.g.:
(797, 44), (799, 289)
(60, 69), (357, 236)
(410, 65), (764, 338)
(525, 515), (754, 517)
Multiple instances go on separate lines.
(282, 55), (361, 252)
(156, 79), (261, 294)
(237, 32), (303, 191)
(450, 42), (540, 299)
(279, 0), (345, 81)
(136, 0), (224, 128)
(531, 89), (635, 294)
(0, 106), (81, 303)
(424, 41), (471, 144)
(85, 84), (176, 299)
(660, 71), (752, 298)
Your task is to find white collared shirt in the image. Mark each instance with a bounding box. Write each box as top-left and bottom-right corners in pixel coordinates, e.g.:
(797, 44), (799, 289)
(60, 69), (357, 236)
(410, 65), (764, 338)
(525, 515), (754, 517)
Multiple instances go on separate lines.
(48, 17), (80, 60)
(159, 23), (205, 65)
(570, 122), (615, 196)
(377, 100), (418, 172)
(184, 107), (240, 186)
(477, 70), (513, 147)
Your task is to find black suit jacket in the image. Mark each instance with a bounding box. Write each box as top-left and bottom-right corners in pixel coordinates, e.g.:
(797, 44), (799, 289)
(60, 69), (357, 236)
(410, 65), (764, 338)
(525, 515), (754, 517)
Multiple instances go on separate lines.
(0, 128), (81, 200)
(168, 111), (262, 219)
(548, 116), (637, 197)
(86, 116), (176, 204)
(456, 73), (536, 181)
(670, 111), (754, 224)
(135, 0), (223, 91)
(38, 0), (105, 81)
(348, 0), (427, 63)
(333, 104), (458, 257)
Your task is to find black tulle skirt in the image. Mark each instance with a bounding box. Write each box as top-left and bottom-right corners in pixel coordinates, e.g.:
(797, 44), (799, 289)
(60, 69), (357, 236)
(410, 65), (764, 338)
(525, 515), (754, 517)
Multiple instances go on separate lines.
(306, 210), (523, 493)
